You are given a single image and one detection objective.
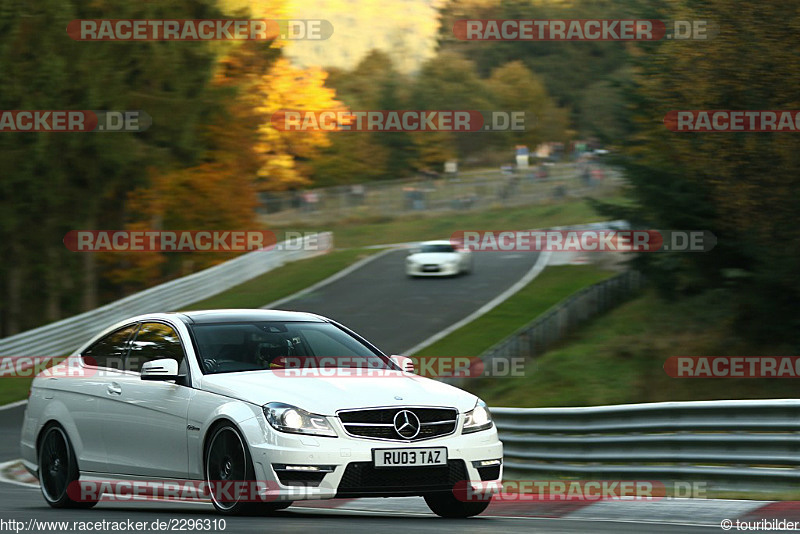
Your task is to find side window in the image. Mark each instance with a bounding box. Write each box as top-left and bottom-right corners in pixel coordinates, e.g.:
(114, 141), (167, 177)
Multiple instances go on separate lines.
(81, 325), (138, 370)
(126, 322), (184, 373)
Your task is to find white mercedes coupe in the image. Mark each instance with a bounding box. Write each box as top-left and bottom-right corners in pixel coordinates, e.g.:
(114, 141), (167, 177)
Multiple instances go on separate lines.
(20, 310), (502, 517)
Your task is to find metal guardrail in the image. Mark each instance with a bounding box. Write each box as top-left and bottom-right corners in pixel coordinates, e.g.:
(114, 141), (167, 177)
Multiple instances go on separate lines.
(493, 399), (800, 492)
(0, 233), (333, 358)
(479, 270), (644, 368)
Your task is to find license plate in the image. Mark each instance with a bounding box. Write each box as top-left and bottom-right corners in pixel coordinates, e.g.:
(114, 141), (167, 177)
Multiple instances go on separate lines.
(373, 447), (447, 468)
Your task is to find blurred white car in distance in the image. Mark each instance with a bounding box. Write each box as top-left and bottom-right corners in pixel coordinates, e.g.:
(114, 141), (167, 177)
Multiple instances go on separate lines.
(406, 240), (473, 277)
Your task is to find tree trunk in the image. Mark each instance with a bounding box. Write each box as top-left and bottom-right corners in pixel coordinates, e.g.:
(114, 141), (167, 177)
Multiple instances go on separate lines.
(82, 251), (98, 311)
(5, 251), (22, 335)
(45, 245), (61, 322)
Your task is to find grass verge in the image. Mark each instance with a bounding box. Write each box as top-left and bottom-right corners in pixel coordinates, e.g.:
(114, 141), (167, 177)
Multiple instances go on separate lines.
(0, 378), (32, 406)
(415, 265), (618, 359)
(467, 289), (798, 407)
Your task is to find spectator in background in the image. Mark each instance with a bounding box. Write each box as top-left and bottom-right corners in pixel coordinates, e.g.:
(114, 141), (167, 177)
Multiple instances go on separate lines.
(302, 190), (319, 212)
(350, 184), (365, 206)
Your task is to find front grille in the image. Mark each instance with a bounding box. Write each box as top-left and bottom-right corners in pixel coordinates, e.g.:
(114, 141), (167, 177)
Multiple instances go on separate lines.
(338, 407), (458, 442)
(336, 460), (467, 497)
(422, 265), (441, 272)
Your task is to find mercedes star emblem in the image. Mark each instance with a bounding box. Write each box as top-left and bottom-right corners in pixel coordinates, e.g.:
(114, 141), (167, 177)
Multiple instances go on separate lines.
(393, 409), (421, 439)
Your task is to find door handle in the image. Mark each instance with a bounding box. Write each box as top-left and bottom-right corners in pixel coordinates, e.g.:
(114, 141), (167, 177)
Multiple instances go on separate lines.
(106, 383), (122, 395)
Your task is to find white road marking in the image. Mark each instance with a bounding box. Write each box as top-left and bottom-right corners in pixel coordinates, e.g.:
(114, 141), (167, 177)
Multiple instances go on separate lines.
(404, 250), (552, 355)
(0, 400), (27, 411)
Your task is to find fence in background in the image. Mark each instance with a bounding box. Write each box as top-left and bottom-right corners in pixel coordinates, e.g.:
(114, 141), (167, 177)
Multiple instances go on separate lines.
(493, 399), (800, 495)
(0, 233), (332, 358)
(259, 163), (622, 225)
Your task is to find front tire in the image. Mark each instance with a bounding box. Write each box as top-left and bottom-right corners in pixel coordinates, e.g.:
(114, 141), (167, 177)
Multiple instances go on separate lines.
(424, 492), (490, 518)
(205, 423), (286, 516)
(38, 425), (97, 509)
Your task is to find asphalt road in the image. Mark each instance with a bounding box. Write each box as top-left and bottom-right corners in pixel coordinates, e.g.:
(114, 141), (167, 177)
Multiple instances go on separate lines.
(272, 249), (542, 355)
(0, 405), (23, 460)
(0, 484), (720, 534)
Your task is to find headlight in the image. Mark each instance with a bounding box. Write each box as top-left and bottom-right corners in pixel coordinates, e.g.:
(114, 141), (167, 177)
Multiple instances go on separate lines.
(462, 399), (493, 434)
(263, 402), (336, 437)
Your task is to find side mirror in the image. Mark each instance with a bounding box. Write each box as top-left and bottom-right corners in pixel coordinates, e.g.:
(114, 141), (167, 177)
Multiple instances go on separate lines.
(390, 355), (415, 374)
(141, 359), (179, 381)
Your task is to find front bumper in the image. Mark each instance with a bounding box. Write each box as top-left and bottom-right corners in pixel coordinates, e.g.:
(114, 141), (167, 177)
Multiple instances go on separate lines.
(244, 417), (503, 501)
(406, 263), (461, 277)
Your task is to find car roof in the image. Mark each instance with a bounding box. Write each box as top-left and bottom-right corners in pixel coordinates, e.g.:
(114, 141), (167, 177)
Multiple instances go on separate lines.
(174, 309), (326, 324)
(419, 240), (454, 246)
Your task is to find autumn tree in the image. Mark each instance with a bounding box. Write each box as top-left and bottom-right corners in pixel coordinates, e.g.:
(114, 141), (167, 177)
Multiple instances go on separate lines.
(411, 52), (493, 165)
(254, 57), (343, 190)
(485, 61), (570, 149)
(312, 51), (416, 183)
(436, 0), (665, 141)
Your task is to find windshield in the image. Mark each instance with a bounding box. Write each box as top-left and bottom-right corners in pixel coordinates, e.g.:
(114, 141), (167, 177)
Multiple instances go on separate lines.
(419, 244), (455, 253)
(190, 321), (390, 375)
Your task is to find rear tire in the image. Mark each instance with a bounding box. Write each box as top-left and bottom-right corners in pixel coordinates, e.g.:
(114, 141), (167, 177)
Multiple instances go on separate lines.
(424, 492), (490, 518)
(38, 424), (97, 509)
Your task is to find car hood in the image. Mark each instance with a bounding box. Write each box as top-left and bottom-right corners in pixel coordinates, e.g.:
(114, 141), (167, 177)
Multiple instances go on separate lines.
(199, 371), (478, 414)
(407, 252), (458, 264)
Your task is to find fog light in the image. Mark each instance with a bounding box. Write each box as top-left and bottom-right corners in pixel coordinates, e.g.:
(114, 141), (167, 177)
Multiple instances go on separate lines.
(273, 464), (336, 473)
(472, 459), (502, 467)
